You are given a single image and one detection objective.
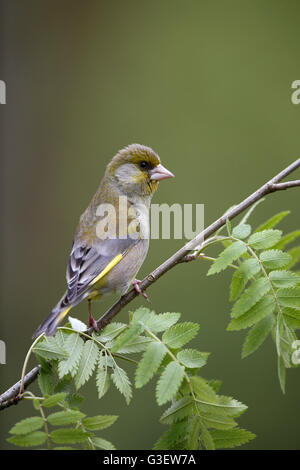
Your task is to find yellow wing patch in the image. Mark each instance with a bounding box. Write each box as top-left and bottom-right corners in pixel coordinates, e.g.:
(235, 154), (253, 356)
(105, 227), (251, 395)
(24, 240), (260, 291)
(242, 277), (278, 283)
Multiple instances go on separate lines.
(57, 305), (72, 323)
(89, 253), (123, 287)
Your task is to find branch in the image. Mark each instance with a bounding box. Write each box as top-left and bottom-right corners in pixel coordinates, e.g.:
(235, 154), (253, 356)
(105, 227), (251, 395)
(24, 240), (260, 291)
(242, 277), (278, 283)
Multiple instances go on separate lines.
(1, 157), (300, 410)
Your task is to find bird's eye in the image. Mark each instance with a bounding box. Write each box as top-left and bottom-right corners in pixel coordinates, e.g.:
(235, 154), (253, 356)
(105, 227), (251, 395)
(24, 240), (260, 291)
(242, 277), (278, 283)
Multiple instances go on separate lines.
(139, 161), (148, 169)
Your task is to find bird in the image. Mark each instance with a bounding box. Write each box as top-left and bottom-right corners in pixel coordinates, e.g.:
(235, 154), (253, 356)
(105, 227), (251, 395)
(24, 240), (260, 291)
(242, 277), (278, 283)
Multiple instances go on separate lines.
(33, 143), (174, 338)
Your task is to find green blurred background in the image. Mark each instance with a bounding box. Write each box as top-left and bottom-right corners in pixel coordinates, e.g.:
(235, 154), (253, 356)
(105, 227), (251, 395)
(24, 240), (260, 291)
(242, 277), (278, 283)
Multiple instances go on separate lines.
(1, 0), (300, 450)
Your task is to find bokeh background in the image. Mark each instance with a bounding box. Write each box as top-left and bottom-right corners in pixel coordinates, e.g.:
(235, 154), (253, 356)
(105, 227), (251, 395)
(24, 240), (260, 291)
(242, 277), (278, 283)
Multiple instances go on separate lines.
(1, 0), (300, 450)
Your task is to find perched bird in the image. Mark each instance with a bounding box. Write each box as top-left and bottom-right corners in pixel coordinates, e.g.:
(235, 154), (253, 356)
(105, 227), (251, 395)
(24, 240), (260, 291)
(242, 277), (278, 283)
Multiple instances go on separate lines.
(33, 144), (174, 338)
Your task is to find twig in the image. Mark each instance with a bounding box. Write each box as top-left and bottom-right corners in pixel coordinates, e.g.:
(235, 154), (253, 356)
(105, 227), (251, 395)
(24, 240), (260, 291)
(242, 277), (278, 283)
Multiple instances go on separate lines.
(1, 158), (300, 410)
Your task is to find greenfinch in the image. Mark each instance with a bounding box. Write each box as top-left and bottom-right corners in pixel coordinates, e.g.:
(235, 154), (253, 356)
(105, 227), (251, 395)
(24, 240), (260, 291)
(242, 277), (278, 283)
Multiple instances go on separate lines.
(33, 144), (174, 337)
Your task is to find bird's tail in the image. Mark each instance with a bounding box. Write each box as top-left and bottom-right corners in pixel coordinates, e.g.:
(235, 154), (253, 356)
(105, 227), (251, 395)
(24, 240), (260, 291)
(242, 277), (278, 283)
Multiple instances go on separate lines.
(32, 297), (72, 339)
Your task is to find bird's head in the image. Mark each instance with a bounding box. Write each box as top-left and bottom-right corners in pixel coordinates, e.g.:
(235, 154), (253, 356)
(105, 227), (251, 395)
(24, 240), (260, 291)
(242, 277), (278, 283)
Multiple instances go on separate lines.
(106, 144), (174, 198)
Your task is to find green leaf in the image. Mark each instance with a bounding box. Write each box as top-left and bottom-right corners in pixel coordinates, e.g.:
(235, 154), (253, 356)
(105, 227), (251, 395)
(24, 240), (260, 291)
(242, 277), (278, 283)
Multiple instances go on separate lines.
(186, 415), (201, 450)
(210, 428), (256, 449)
(7, 431), (47, 447)
(239, 198), (265, 225)
(227, 295), (275, 331)
(269, 270), (300, 288)
(232, 224), (251, 239)
(9, 417), (44, 435)
(207, 241), (247, 275)
(231, 277), (270, 318)
(98, 322), (127, 342)
(283, 307), (300, 329)
(43, 393), (67, 408)
(260, 250), (291, 269)
(256, 211), (290, 232)
(156, 361), (185, 406)
(242, 315), (274, 358)
(226, 218), (232, 236)
(278, 355), (286, 394)
(50, 428), (91, 444)
(160, 396), (194, 424)
(111, 366), (132, 404)
(131, 307), (153, 324)
(277, 287), (300, 308)
(273, 230), (300, 250)
(286, 247), (300, 269)
(96, 353), (110, 399)
(47, 410), (85, 426)
(82, 415), (118, 431)
(177, 349), (209, 368)
(33, 337), (68, 361)
(110, 323), (144, 353)
(162, 322), (199, 349)
(92, 437), (116, 450)
(38, 369), (52, 396)
(190, 376), (218, 402)
(74, 340), (99, 389)
(145, 312), (181, 333)
(208, 379), (222, 393)
(230, 259), (261, 301)
(135, 342), (167, 388)
(248, 229), (282, 250)
(200, 422), (215, 450)
(110, 336), (152, 354)
(58, 333), (84, 378)
(154, 420), (187, 450)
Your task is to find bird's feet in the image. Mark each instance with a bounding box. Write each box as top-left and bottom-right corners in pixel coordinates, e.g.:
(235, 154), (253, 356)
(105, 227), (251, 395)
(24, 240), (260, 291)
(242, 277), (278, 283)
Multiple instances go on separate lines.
(132, 279), (151, 303)
(88, 314), (99, 332)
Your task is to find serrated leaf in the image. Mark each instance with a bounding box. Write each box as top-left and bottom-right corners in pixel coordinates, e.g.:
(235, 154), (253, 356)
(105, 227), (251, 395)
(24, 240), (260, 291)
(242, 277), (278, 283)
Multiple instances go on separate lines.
(43, 393), (67, 408)
(208, 379), (222, 393)
(186, 415), (201, 450)
(269, 270), (300, 288)
(110, 323), (144, 353)
(226, 218), (232, 236)
(145, 312), (181, 333)
(132, 307), (153, 324)
(286, 246), (300, 270)
(9, 417), (44, 435)
(231, 277), (270, 318)
(7, 431), (47, 447)
(256, 211), (290, 232)
(82, 415), (118, 431)
(162, 322), (199, 349)
(96, 352), (110, 399)
(248, 229), (282, 250)
(92, 437), (116, 450)
(177, 349), (209, 368)
(260, 250), (291, 269)
(227, 295), (275, 331)
(58, 333), (84, 378)
(109, 336), (152, 354)
(50, 428), (91, 444)
(135, 342), (167, 388)
(200, 421), (215, 450)
(242, 315), (274, 358)
(47, 410), (85, 426)
(160, 396), (194, 424)
(156, 361), (185, 406)
(277, 287), (300, 308)
(273, 230), (300, 250)
(278, 355), (286, 394)
(190, 376), (218, 402)
(208, 241), (247, 275)
(216, 396), (247, 417)
(74, 340), (99, 389)
(283, 307), (300, 329)
(111, 366), (132, 404)
(68, 316), (87, 332)
(232, 224), (251, 239)
(98, 322), (127, 342)
(210, 428), (256, 449)
(38, 369), (52, 396)
(153, 420), (188, 450)
(33, 337), (68, 360)
(230, 258), (260, 301)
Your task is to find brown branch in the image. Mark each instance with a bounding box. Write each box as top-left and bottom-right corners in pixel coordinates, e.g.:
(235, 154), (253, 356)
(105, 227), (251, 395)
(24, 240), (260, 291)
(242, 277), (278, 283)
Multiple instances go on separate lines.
(0, 366), (41, 410)
(1, 157), (300, 410)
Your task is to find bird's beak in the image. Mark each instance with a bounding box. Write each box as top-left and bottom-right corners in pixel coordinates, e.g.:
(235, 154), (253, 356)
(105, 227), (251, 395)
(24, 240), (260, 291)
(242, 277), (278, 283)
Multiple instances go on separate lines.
(149, 164), (175, 181)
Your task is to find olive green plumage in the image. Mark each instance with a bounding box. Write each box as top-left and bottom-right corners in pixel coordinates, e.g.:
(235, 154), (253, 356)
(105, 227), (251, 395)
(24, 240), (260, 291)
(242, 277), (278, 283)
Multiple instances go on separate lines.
(33, 144), (174, 337)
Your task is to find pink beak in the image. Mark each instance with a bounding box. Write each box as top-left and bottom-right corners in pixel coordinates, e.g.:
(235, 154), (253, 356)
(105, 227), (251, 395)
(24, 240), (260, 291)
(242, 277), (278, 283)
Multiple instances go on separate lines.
(150, 164), (175, 181)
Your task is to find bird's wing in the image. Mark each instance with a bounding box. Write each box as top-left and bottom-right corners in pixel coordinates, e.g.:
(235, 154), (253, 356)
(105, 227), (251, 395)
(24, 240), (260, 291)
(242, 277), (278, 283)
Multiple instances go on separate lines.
(65, 237), (138, 304)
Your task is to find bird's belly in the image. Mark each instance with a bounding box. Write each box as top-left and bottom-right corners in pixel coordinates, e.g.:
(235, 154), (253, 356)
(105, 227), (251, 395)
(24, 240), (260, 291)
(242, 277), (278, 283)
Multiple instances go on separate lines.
(92, 238), (149, 297)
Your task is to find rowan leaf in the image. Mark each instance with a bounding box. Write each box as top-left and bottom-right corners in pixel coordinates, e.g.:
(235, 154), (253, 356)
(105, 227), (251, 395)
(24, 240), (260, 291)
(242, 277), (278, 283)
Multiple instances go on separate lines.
(231, 277), (270, 318)
(135, 342), (167, 388)
(9, 417), (44, 435)
(58, 333), (84, 378)
(177, 349), (209, 368)
(74, 340), (99, 389)
(260, 250), (291, 269)
(230, 258), (260, 301)
(111, 366), (132, 404)
(208, 241), (247, 275)
(210, 428), (256, 449)
(156, 361), (185, 406)
(162, 322), (199, 349)
(248, 229), (282, 250)
(255, 211), (290, 232)
(227, 295), (275, 331)
(242, 315), (274, 358)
